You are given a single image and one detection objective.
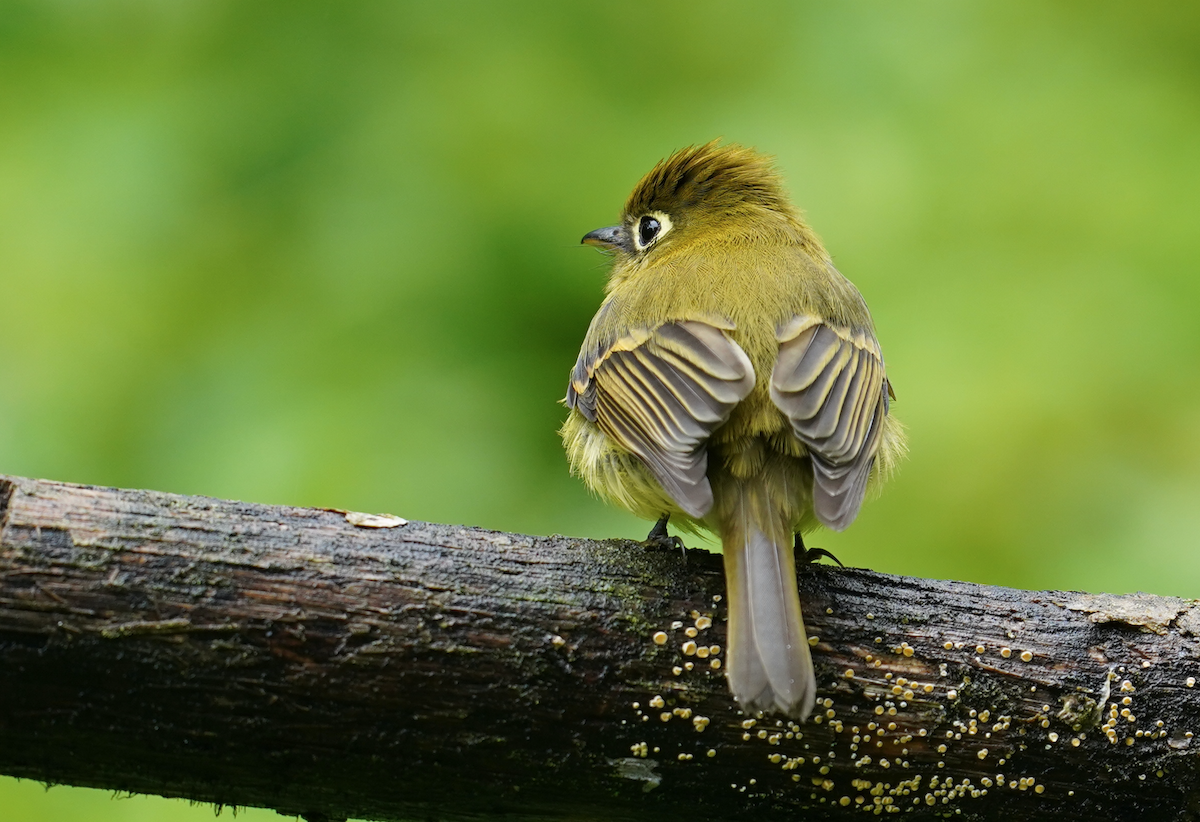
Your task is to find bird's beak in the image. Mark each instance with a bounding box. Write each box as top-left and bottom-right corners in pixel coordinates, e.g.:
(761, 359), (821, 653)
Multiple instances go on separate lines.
(581, 225), (633, 255)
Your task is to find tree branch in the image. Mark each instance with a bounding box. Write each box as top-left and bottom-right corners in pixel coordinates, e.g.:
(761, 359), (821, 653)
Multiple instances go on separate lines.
(1, 474), (1199, 821)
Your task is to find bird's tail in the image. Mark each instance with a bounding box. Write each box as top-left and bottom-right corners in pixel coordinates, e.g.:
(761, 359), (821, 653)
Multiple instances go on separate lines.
(719, 481), (815, 720)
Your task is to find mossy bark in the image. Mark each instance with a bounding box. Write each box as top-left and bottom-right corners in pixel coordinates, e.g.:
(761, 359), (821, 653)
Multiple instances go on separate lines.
(1, 474), (1199, 821)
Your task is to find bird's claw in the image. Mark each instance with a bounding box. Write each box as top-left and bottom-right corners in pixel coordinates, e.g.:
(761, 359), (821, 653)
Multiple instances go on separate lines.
(795, 534), (844, 567)
(800, 546), (844, 567)
(641, 514), (687, 561)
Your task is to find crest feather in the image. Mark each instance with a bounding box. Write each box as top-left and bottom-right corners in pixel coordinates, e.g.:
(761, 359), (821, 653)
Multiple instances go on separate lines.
(623, 141), (792, 219)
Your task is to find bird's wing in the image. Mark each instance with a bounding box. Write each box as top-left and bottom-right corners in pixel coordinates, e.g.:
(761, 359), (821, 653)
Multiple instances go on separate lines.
(566, 320), (756, 518)
(769, 315), (890, 531)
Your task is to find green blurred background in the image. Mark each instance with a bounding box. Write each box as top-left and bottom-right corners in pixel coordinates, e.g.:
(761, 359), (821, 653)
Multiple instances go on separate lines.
(1, 2), (1198, 820)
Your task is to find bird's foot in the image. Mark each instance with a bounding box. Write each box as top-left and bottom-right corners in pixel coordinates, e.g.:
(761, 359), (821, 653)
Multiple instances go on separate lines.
(795, 533), (844, 567)
(641, 514), (686, 561)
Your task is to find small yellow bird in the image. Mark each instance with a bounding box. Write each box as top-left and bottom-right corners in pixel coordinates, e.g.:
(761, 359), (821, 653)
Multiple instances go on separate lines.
(561, 142), (905, 719)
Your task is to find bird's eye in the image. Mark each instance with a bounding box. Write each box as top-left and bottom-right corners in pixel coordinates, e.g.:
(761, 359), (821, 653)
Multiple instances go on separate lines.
(634, 212), (672, 251)
(631, 210), (673, 252)
(638, 216), (661, 247)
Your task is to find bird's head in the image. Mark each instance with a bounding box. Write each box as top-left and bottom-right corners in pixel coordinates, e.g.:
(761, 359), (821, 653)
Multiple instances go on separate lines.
(581, 141), (801, 265)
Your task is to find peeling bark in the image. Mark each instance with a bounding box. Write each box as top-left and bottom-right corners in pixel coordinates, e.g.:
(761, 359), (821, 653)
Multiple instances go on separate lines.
(1, 474), (1199, 821)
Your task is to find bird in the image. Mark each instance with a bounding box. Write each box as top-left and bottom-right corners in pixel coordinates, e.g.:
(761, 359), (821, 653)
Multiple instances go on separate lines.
(560, 142), (906, 720)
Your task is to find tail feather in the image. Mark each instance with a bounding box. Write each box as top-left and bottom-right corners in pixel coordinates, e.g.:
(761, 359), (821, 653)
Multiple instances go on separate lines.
(721, 484), (815, 720)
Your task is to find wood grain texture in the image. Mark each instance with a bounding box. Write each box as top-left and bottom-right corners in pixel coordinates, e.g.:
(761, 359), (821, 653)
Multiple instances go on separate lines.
(2, 474), (1200, 821)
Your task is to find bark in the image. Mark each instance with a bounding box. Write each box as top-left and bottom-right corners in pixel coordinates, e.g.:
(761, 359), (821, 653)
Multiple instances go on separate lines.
(1, 474), (1199, 822)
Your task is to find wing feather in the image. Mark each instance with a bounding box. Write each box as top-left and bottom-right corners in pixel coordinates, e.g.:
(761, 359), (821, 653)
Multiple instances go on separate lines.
(770, 315), (891, 530)
(565, 320), (755, 518)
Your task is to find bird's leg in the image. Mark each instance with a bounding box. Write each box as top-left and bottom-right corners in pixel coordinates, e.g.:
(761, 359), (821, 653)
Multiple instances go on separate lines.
(642, 514), (686, 560)
(795, 532), (844, 567)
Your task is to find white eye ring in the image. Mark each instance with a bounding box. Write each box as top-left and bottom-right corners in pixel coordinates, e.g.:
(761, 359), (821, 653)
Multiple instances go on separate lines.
(633, 210), (673, 251)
